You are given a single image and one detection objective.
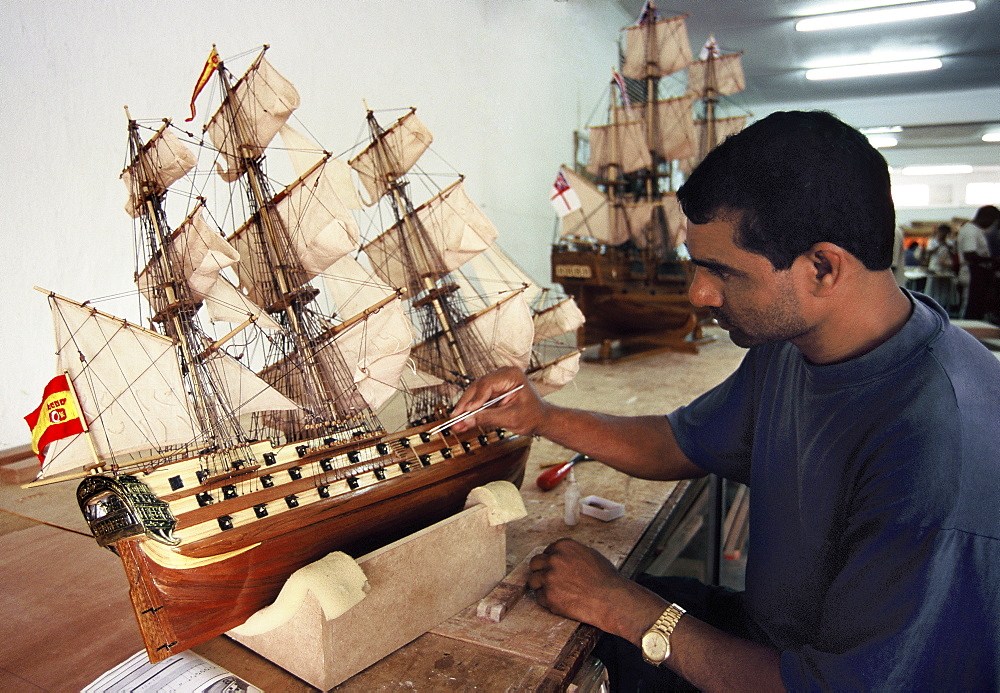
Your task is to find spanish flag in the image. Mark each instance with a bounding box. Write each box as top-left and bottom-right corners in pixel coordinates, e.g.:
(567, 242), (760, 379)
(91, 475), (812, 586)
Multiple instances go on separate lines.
(185, 46), (221, 122)
(24, 374), (85, 464)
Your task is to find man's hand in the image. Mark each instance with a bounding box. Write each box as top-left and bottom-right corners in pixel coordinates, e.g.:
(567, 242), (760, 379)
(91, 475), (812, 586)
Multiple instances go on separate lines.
(450, 367), (551, 436)
(527, 538), (667, 643)
(529, 539), (786, 692)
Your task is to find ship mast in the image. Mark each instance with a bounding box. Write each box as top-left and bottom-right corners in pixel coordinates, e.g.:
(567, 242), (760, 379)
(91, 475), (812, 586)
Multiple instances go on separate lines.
(360, 109), (496, 424)
(125, 113), (252, 468)
(633, 8), (670, 274)
(212, 50), (382, 442)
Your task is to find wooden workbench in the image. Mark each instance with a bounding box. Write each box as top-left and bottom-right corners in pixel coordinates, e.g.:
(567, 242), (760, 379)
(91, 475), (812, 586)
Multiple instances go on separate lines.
(192, 434), (691, 691)
(3, 327), (743, 691)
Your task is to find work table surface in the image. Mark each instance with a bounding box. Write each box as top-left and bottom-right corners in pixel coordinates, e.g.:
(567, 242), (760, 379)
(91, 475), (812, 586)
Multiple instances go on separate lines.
(2, 327), (744, 691)
(197, 437), (686, 691)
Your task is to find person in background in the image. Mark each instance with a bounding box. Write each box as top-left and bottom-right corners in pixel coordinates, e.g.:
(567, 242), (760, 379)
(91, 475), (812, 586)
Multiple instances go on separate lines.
(891, 225), (906, 286)
(904, 239), (921, 267)
(986, 214), (1000, 322)
(925, 223), (958, 312)
(956, 204), (999, 320)
(450, 111), (1000, 691)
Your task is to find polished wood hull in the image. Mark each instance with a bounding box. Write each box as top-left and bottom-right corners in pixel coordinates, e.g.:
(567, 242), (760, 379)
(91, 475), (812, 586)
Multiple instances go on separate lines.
(552, 247), (709, 353)
(98, 426), (530, 663)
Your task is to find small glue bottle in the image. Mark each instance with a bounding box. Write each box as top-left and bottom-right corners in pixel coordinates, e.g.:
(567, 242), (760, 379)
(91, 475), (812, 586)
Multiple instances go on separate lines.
(564, 468), (581, 526)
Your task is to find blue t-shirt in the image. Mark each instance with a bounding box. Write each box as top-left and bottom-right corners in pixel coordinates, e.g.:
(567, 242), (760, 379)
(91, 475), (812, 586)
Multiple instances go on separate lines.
(668, 292), (1000, 689)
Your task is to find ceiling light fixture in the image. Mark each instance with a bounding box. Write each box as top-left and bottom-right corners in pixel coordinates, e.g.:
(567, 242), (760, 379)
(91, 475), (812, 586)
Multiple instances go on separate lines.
(806, 58), (942, 80)
(796, 1), (976, 32)
(867, 135), (899, 148)
(983, 132), (1000, 142)
(861, 126), (904, 134)
(900, 164), (974, 175)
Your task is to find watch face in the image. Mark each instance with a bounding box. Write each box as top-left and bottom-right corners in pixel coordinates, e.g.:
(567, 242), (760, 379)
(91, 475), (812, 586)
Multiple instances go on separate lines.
(641, 630), (669, 663)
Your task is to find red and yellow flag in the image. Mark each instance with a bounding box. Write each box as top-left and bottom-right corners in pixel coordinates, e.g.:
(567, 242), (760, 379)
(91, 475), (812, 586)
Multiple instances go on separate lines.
(185, 46), (221, 122)
(24, 374), (85, 464)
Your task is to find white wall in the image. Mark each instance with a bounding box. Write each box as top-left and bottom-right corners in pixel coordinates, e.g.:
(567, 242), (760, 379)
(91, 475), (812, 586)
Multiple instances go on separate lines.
(0, 0), (630, 448)
(3, 2), (995, 450)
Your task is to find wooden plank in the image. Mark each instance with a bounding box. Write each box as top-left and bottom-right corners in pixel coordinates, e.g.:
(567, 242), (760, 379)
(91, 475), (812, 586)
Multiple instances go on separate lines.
(477, 546), (546, 622)
(0, 444), (33, 467)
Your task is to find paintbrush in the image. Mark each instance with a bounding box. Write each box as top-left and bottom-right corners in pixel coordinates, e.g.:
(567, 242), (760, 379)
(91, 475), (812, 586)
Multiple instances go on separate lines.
(427, 384), (525, 435)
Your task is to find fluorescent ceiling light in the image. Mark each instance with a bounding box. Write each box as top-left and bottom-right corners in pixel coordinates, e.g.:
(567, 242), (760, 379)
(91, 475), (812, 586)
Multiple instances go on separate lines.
(796, 1), (975, 31)
(867, 135), (898, 148)
(861, 126), (904, 134)
(983, 132), (1000, 142)
(900, 164), (973, 175)
(806, 58), (942, 80)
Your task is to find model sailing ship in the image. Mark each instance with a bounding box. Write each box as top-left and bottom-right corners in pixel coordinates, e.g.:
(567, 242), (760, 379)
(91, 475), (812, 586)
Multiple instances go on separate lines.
(551, 1), (746, 358)
(27, 46), (583, 663)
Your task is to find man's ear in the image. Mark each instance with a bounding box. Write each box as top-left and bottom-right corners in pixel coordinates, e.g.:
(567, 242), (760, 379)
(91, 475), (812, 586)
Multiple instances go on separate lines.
(800, 242), (847, 296)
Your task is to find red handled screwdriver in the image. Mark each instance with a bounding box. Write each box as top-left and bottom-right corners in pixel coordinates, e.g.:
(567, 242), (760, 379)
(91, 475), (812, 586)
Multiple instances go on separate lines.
(536, 452), (590, 491)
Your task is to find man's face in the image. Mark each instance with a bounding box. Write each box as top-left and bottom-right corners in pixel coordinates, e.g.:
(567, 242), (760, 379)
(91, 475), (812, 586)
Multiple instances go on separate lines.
(684, 215), (812, 349)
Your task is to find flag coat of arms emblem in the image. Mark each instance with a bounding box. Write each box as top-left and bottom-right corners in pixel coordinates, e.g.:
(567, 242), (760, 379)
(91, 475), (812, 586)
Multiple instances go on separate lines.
(24, 374), (85, 464)
(550, 170), (582, 217)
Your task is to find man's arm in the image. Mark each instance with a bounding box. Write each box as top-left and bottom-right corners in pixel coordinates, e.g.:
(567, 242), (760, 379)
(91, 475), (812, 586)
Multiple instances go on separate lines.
(450, 367), (705, 481)
(529, 539), (784, 693)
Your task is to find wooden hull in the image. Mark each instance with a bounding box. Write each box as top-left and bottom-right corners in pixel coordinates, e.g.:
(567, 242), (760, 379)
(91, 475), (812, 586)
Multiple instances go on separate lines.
(552, 247), (705, 349)
(89, 425), (529, 663)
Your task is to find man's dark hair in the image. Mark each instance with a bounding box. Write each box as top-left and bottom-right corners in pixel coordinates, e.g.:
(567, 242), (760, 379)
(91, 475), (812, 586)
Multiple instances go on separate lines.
(676, 110), (895, 271)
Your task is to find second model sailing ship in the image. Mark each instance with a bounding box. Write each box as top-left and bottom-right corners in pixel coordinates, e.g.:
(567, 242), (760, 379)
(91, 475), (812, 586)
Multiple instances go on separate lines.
(28, 47), (583, 662)
(551, 2), (747, 359)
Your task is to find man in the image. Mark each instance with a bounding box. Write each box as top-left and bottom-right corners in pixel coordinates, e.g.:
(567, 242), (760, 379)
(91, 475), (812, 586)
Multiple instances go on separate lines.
(956, 204), (999, 319)
(451, 111), (1000, 690)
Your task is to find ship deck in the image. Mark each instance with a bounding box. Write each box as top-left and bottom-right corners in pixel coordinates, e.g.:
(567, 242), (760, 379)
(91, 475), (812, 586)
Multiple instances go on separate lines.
(0, 324), (748, 692)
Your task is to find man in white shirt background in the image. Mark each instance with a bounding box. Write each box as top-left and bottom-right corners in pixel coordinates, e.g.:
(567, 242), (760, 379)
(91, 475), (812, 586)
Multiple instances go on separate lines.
(956, 204), (999, 320)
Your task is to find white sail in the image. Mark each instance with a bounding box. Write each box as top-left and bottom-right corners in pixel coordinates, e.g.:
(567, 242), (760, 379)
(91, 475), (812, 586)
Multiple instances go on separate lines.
(349, 109), (433, 205)
(137, 205), (238, 298)
(206, 55), (301, 183)
(614, 195), (684, 250)
(207, 350), (300, 417)
(201, 278), (282, 331)
(532, 297), (585, 344)
(587, 120), (653, 176)
(557, 166), (622, 244)
(614, 95), (697, 161)
(530, 351), (582, 397)
(399, 365), (447, 391)
(364, 180), (498, 288)
(469, 291), (534, 371)
(322, 256), (412, 410)
(463, 244), (543, 309)
(687, 53), (746, 98)
(42, 296), (199, 476)
(277, 157), (361, 276)
(279, 124), (363, 210)
(230, 156), (360, 304)
(122, 126), (198, 218)
(409, 289), (535, 378)
(622, 15), (693, 80)
(135, 206), (281, 330)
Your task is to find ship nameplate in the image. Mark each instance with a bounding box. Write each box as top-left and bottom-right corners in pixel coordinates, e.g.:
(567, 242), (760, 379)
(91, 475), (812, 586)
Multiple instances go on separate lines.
(554, 264), (593, 279)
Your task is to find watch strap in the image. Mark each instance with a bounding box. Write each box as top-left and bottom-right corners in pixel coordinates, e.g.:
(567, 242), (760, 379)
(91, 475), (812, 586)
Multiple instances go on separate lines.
(641, 602), (686, 665)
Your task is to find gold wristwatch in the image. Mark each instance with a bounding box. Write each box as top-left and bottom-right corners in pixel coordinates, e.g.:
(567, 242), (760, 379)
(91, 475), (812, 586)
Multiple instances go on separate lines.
(640, 603), (686, 665)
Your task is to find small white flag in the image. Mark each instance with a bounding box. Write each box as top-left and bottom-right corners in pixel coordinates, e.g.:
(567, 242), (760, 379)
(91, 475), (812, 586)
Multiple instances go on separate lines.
(700, 34), (719, 60)
(550, 170), (582, 217)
